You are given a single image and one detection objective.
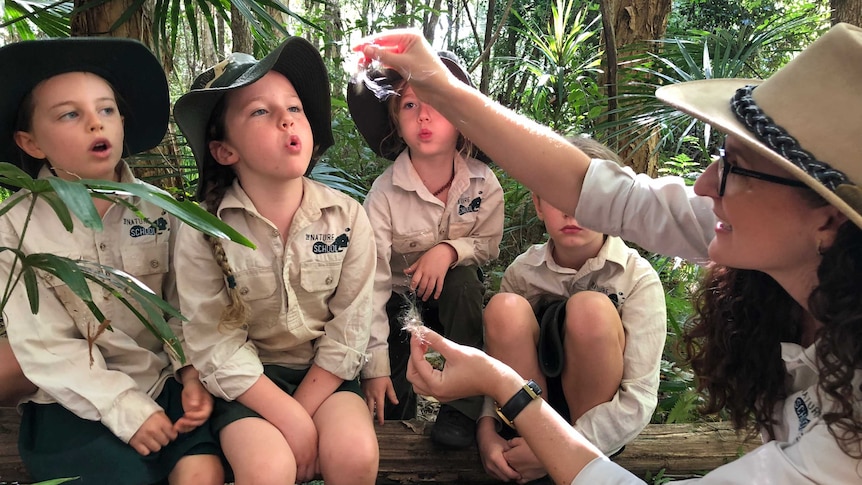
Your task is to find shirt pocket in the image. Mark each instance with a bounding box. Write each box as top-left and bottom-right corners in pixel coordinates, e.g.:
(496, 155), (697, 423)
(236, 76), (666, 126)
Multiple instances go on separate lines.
(299, 260), (342, 293)
(121, 241), (170, 277)
(235, 268), (280, 329)
(392, 229), (437, 256)
(448, 221), (475, 240)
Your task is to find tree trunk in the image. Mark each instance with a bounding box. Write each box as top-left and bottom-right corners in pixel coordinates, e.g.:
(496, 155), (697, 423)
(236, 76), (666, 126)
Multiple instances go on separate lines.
(601, 0), (672, 176)
(424, 0), (443, 41)
(832, 0), (862, 26)
(70, 0), (183, 190)
(231, 4), (253, 54)
(71, 0), (146, 40)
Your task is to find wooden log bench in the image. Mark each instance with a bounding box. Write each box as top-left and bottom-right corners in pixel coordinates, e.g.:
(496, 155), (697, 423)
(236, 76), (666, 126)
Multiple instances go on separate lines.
(0, 407), (758, 484)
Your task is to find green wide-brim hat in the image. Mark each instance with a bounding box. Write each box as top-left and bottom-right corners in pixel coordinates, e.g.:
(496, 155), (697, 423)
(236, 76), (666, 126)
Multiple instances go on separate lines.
(0, 37), (169, 176)
(174, 36), (333, 201)
(346, 51), (480, 161)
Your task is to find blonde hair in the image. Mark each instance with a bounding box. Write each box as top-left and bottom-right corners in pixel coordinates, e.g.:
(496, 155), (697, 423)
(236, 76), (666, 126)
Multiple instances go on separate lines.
(566, 134), (621, 164)
(200, 97), (250, 332)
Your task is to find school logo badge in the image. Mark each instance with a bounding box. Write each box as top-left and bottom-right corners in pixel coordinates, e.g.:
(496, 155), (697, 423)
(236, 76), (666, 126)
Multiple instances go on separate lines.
(309, 228), (351, 254)
(458, 196), (482, 215)
(126, 216), (169, 238)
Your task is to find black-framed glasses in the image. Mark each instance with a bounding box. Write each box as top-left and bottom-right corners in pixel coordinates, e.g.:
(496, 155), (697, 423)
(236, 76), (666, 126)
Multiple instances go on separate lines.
(717, 145), (808, 196)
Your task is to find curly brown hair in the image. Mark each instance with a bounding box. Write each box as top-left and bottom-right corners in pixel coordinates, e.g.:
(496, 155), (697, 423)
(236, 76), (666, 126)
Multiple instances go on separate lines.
(684, 220), (862, 459)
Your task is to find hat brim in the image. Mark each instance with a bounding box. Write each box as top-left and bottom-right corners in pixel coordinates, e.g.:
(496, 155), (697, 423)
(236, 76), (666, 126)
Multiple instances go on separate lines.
(0, 38), (169, 174)
(657, 79), (862, 228)
(174, 37), (333, 201)
(347, 56), (487, 161)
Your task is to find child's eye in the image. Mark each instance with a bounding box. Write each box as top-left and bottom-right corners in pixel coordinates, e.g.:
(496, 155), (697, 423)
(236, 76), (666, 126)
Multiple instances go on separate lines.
(59, 111), (79, 120)
(288, 106), (302, 113)
(100, 106), (117, 116)
(251, 108), (268, 116)
(402, 101), (416, 110)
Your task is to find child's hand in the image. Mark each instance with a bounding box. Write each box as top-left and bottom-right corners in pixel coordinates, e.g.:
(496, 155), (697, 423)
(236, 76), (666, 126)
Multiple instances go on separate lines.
(477, 418), (520, 482)
(404, 243), (456, 301)
(129, 411), (177, 456)
(174, 367), (214, 433)
(503, 437), (547, 484)
(361, 376), (398, 424)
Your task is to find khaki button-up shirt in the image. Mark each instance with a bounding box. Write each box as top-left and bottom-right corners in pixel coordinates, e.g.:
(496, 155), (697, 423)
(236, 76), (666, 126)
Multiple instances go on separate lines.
(176, 178), (375, 400)
(0, 163), (182, 443)
(362, 151), (504, 378)
(496, 236), (666, 454)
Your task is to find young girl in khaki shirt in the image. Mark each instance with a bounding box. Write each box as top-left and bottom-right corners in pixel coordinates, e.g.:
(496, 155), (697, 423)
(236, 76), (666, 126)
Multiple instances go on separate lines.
(348, 52), (504, 448)
(173, 37), (378, 484)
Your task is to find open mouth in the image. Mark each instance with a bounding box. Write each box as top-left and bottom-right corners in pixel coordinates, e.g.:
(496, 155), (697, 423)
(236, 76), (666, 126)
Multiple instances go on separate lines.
(91, 140), (111, 153)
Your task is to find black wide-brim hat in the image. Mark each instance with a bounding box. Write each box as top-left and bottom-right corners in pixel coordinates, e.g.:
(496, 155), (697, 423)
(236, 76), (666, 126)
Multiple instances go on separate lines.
(347, 51), (478, 161)
(0, 37), (169, 176)
(174, 36), (333, 201)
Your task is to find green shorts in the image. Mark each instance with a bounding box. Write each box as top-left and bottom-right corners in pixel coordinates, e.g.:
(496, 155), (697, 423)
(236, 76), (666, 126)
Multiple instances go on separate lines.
(19, 377), (221, 485)
(210, 365), (362, 433)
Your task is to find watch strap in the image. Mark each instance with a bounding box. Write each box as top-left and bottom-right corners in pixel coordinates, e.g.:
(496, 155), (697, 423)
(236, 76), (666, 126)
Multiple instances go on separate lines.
(496, 379), (542, 428)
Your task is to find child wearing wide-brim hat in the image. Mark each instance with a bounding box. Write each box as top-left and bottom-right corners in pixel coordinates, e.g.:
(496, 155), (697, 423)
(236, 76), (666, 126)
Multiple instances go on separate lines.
(173, 36), (378, 484)
(346, 51), (504, 449)
(0, 37), (223, 484)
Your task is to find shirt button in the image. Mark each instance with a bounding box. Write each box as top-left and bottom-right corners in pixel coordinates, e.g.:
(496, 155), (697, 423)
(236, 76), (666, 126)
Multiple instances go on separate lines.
(240, 287), (249, 295)
(325, 275), (333, 285)
(241, 324), (249, 330)
(272, 230), (279, 238)
(99, 243), (107, 251)
(409, 242), (417, 248)
(149, 260), (159, 269)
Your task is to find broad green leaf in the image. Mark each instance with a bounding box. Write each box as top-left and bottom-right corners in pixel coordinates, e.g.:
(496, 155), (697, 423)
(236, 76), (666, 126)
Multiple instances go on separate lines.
(21, 266), (38, 314)
(75, 261), (185, 362)
(80, 180), (255, 249)
(48, 178), (102, 231)
(37, 192), (75, 232)
(22, 254), (92, 303)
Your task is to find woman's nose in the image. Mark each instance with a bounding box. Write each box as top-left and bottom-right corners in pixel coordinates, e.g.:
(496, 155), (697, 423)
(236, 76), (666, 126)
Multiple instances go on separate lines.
(694, 160), (720, 199)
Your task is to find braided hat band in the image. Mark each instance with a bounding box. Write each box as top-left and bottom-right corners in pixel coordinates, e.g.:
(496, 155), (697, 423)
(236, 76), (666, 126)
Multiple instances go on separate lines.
(730, 85), (851, 191)
(730, 84), (862, 216)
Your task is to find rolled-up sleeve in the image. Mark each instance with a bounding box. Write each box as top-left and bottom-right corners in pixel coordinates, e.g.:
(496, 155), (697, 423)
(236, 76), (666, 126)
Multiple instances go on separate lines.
(312, 204), (376, 380)
(175, 223), (263, 400)
(361, 187), (394, 379)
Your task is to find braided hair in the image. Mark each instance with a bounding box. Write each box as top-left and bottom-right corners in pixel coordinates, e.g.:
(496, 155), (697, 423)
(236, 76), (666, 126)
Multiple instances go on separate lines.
(200, 95), (250, 332)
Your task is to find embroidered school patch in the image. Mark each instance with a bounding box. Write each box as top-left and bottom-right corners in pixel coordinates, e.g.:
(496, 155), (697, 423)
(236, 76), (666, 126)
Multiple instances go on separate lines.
(126, 216), (169, 237)
(458, 196), (482, 215)
(308, 228), (351, 254)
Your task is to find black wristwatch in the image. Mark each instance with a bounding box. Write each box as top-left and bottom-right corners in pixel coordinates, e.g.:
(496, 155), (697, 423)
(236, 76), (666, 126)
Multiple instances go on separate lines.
(496, 379), (542, 428)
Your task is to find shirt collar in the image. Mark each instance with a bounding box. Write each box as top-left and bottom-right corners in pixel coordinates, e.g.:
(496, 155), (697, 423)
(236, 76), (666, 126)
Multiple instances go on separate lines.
(522, 235), (629, 273)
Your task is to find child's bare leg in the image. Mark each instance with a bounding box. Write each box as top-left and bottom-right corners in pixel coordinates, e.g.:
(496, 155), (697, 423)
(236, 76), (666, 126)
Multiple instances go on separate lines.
(0, 339), (36, 406)
(315, 390), (378, 485)
(168, 453), (224, 485)
(561, 291), (625, 421)
(482, 293), (546, 391)
(221, 417), (296, 485)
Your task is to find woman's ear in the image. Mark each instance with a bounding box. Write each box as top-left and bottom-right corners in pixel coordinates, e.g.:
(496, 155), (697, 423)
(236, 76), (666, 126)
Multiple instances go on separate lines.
(208, 140), (238, 166)
(13, 131), (46, 160)
(816, 205), (850, 250)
